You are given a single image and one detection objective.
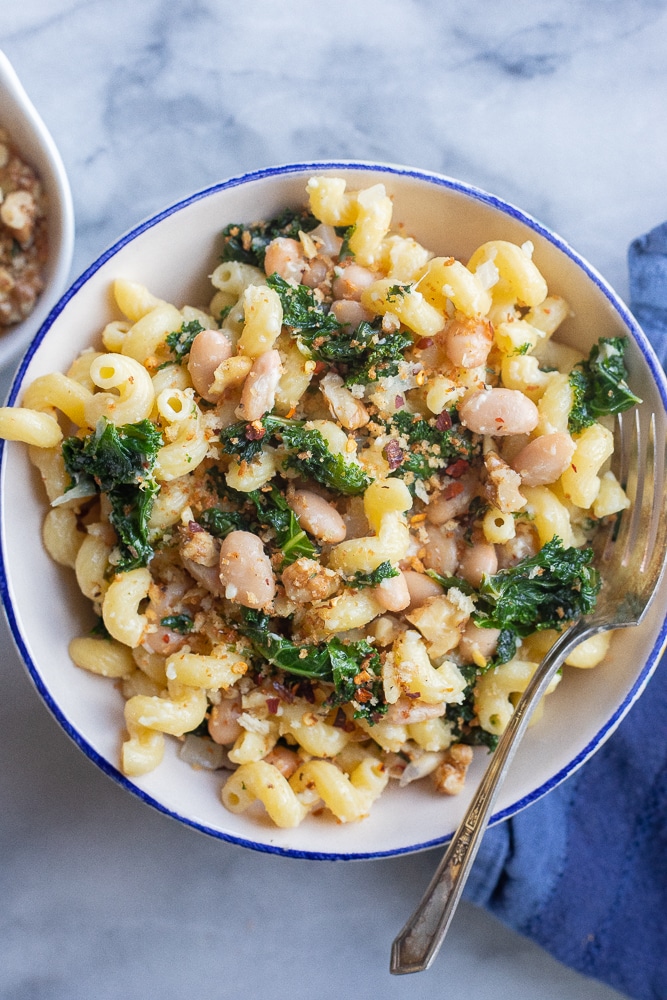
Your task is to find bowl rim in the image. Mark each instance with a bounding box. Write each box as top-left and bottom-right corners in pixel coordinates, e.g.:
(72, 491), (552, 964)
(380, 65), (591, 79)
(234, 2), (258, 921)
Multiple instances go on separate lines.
(0, 48), (75, 368)
(2, 159), (667, 860)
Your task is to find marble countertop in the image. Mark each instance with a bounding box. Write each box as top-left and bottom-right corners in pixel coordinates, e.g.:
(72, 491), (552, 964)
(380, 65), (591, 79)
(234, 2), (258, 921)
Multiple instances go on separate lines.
(2, 3), (666, 997)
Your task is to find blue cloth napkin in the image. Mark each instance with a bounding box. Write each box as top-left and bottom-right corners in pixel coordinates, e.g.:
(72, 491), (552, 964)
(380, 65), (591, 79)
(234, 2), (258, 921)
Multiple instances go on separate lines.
(463, 224), (667, 1000)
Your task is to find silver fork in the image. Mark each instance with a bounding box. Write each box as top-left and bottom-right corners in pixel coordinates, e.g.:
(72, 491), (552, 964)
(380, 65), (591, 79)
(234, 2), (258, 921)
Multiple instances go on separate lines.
(391, 407), (667, 975)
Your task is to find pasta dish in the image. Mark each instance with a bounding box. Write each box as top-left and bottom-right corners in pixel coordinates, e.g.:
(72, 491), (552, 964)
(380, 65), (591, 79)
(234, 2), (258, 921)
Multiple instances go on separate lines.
(0, 175), (640, 828)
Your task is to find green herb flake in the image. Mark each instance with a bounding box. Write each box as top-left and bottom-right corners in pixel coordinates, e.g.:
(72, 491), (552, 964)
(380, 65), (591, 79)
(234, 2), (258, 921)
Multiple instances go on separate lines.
(165, 319), (205, 362)
(160, 614), (195, 634)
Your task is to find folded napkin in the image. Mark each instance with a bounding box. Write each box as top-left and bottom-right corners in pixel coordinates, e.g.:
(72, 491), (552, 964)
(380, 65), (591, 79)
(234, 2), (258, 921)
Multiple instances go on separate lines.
(463, 225), (667, 1000)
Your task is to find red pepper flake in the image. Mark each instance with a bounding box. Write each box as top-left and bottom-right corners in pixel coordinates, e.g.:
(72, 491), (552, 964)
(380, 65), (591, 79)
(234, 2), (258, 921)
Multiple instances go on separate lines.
(333, 708), (355, 732)
(313, 360), (327, 375)
(435, 410), (452, 431)
(443, 481), (465, 500)
(444, 458), (469, 478)
(384, 438), (405, 471)
(266, 697), (280, 715)
(245, 421), (266, 441)
(416, 337), (434, 350)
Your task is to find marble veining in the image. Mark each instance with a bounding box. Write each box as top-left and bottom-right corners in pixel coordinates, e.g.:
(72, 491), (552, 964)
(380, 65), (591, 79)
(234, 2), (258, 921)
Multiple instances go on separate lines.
(2, 1), (667, 996)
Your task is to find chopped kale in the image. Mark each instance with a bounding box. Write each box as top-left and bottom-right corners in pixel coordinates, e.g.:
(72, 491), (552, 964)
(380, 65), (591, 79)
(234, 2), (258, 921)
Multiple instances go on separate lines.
(238, 611), (386, 721)
(90, 616), (112, 639)
(343, 323), (412, 387)
(221, 209), (320, 268)
(220, 415), (373, 496)
(62, 418), (163, 571)
(386, 283), (412, 302)
(337, 224), (356, 260)
(343, 560), (399, 589)
(474, 536), (600, 637)
(266, 274), (412, 386)
(246, 486), (319, 565)
(427, 537), (601, 664)
(568, 336), (641, 433)
(196, 507), (247, 539)
(444, 667), (499, 751)
(160, 614), (195, 634)
(165, 319), (205, 362)
(198, 487), (317, 566)
(266, 273), (341, 338)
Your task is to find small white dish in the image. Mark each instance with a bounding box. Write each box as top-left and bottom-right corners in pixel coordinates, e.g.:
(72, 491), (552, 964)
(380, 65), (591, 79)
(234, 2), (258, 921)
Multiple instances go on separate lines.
(0, 49), (74, 369)
(1, 161), (666, 860)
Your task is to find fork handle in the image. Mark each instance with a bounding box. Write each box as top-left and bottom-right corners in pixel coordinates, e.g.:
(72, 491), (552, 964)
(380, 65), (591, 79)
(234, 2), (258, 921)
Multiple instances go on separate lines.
(390, 621), (590, 975)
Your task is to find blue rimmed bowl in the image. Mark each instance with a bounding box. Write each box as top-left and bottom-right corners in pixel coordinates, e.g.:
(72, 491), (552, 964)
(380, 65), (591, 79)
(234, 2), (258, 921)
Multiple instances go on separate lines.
(1, 161), (666, 859)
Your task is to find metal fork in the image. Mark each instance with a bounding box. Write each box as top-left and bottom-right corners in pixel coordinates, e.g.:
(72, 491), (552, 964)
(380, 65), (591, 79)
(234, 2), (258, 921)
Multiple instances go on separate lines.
(391, 408), (667, 975)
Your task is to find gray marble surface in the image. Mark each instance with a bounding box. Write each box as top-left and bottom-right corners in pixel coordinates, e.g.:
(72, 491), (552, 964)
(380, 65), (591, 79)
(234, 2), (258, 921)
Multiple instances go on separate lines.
(3, 1), (667, 996)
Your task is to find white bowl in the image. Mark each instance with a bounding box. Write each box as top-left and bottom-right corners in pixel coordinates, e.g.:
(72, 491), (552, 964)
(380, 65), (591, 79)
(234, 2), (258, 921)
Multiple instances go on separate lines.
(0, 50), (74, 368)
(2, 161), (666, 859)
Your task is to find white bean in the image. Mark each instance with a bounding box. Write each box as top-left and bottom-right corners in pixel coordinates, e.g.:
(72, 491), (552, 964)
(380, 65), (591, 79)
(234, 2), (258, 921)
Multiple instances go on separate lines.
(458, 622), (500, 664)
(459, 388), (539, 436)
(372, 571), (410, 612)
(510, 432), (576, 487)
(403, 570), (445, 610)
(188, 329), (233, 402)
(263, 744), (301, 778)
(218, 531), (276, 609)
(426, 471), (479, 525)
(301, 257), (329, 288)
(441, 317), (493, 369)
(208, 692), (243, 745)
(263, 237), (306, 282)
(319, 371), (369, 430)
(457, 541), (497, 588)
(288, 489), (347, 543)
(309, 223), (343, 257)
(423, 526), (459, 577)
(235, 349), (283, 421)
(331, 298), (374, 332)
(332, 263), (377, 301)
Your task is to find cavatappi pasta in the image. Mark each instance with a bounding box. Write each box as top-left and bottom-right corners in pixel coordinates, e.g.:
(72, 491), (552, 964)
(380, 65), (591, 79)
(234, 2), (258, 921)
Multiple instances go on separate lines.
(1, 175), (640, 830)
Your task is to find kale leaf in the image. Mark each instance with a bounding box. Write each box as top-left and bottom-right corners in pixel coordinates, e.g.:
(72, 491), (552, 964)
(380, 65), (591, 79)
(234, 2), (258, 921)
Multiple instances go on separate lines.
(427, 537), (601, 663)
(165, 319), (205, 362)
(444, 666), (499, 751)
(196, 507), (247, 539)
(238, 612), (386, 721)
(474, 536), (600, 636)
(160, 614), (195, 634)
(246, 485), (319, 565)
(343, 560), (399, 589)
(198, 487), (318, 566)
(62, 418), (163, 571)
(568, 336), (641, 434)
(221, 209), (320, 268)
(266, 275), (411, 386)
(220, 415), (373, 496)
(266, 273), (341, 338)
